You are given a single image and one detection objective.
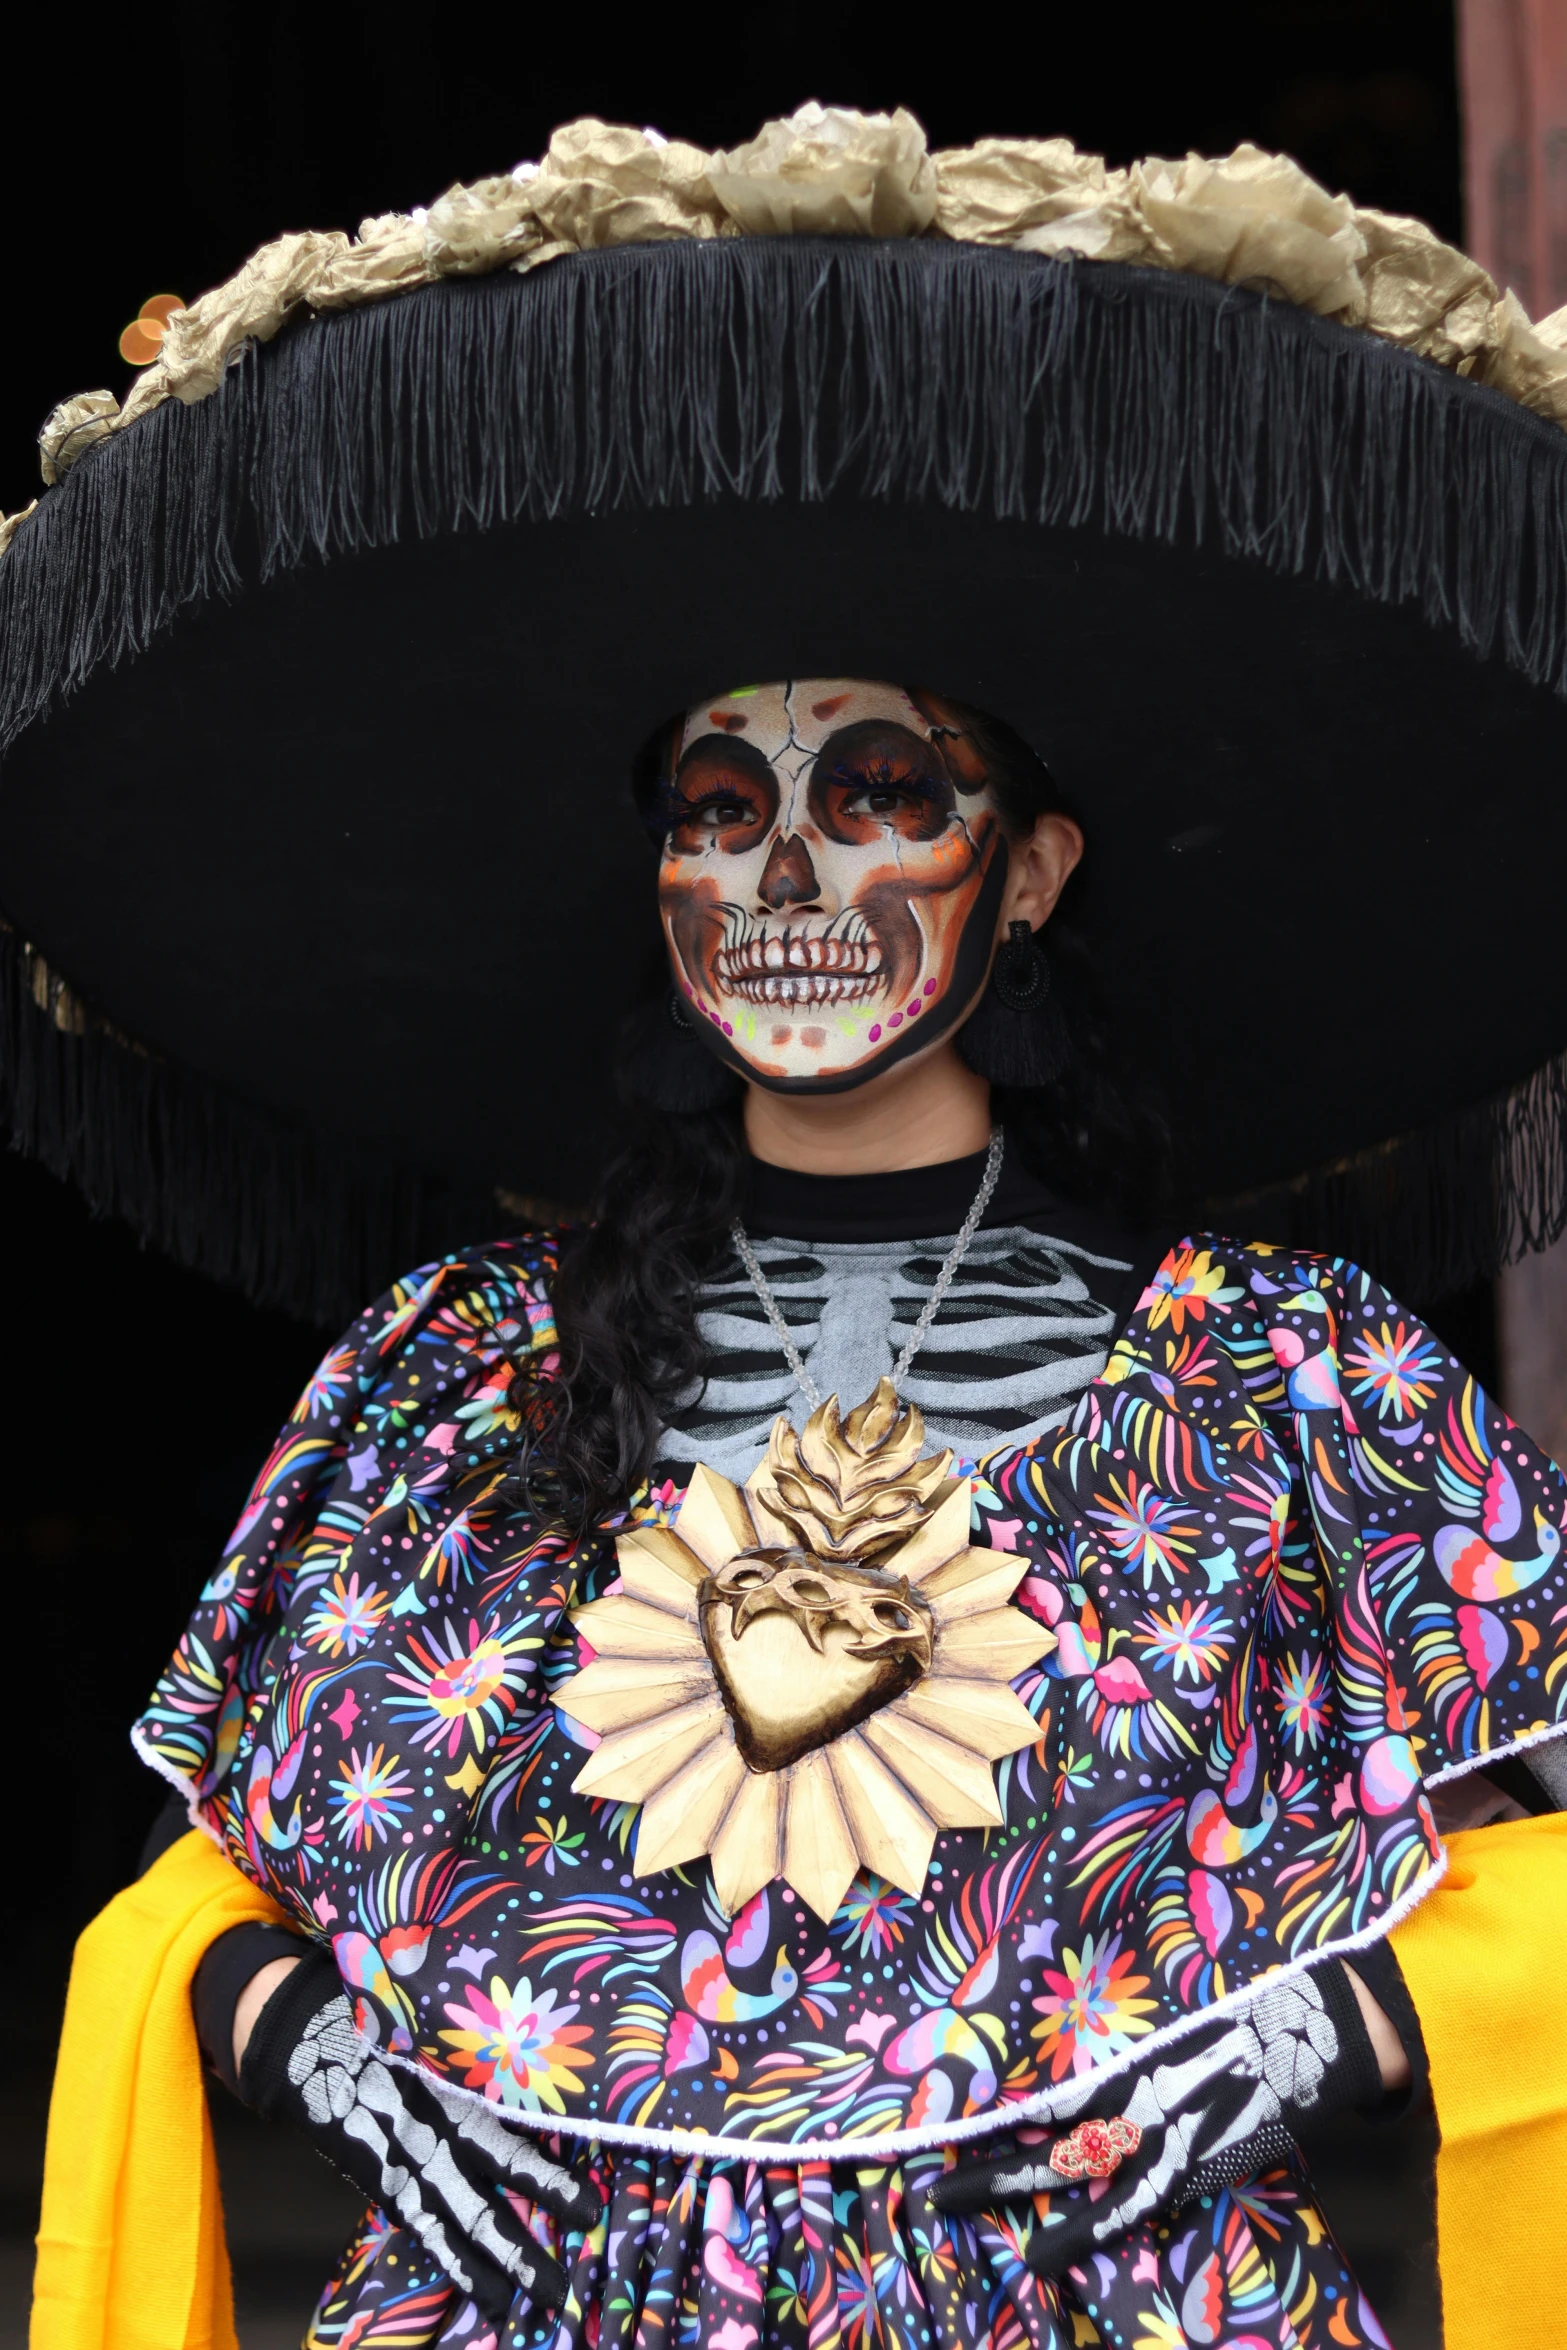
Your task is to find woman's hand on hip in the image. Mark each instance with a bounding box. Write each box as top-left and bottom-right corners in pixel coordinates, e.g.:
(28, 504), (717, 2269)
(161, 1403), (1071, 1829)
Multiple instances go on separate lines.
(236, 1945), (600, 2323)
(929, 1957), (1390, 2277)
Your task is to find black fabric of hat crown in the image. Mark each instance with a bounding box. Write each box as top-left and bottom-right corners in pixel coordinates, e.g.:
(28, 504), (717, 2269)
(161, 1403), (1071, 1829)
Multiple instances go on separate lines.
(3, 233), (1567, 1323)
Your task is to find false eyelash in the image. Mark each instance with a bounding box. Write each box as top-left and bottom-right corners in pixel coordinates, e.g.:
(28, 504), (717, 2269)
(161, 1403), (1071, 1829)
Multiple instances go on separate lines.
(684, 791), (756, 819)
(643, 781), (681, 840)
(650, 783), (755, 833)
(829, 759), (946, 801)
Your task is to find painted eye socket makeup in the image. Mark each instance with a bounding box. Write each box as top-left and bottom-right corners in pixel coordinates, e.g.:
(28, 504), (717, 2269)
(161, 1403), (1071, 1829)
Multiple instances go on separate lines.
(810, 721), (956, 846)
(657, 679), (1008, 1095)
(665, 738), (780, 857)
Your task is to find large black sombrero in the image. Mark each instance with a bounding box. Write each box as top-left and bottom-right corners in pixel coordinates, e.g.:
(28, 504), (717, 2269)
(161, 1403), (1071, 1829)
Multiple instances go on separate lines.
(5, 111), (1567, 1320)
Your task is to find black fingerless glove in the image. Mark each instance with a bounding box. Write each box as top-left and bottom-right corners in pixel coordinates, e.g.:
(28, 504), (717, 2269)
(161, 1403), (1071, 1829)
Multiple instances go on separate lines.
(194, 1921), (311, 2095)
(931, 1958), (1381, 2278)
(239, 1947), (600, 2322)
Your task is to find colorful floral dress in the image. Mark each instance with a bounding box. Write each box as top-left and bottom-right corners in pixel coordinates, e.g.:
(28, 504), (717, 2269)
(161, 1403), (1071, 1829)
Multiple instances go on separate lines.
(137, 1231), (1567, 2350)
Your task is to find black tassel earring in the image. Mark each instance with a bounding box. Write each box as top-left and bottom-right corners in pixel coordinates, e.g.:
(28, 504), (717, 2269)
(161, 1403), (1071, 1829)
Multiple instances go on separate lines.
(958, 921), (1074, 1087)
(993, 920), (1051, 1013)
(620, 989), (744, 1114)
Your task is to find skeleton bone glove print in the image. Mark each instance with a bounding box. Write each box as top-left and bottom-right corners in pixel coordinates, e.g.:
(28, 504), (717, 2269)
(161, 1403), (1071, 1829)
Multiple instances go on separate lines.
(930, 1960), (1381, 2276)
(239, 1949), (599, 2321)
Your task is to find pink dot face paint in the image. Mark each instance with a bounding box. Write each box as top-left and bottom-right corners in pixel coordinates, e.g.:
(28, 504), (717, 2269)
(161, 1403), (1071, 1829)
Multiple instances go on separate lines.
(655, 678), (1008, 1096)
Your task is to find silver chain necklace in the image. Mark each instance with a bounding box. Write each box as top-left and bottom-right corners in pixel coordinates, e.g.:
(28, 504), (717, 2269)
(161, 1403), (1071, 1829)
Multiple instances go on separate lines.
(730, 1128), (1006, 1410)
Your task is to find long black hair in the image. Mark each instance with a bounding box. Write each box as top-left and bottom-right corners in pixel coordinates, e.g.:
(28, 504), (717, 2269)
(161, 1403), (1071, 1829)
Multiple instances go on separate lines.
(518, 695), (1168, 1530)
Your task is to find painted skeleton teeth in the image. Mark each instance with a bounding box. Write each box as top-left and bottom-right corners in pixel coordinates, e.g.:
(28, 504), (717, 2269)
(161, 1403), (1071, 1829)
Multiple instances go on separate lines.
(721, 971), (883, 1006)
(711, 915), (886, 1007)
(715, 933), (881, 984)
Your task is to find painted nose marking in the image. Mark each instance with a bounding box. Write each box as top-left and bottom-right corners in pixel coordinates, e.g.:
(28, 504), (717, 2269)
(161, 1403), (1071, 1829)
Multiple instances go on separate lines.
(758, 832), (820, 910)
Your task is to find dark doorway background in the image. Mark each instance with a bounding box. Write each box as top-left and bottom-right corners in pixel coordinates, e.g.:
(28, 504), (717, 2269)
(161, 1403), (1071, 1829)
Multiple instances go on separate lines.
(1, 5), (1474, 2342)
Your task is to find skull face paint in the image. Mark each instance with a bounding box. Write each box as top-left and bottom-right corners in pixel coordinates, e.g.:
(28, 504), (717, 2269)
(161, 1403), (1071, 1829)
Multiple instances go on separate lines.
(657, 680), (1009, 1090)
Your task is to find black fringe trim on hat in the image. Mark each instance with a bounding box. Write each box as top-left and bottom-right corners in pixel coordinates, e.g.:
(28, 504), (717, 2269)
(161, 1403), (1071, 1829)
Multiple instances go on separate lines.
(11, 242), (1567, 748)
(1215, 1047), (1567, 1304)
(3, 238), (1567, 1310)
(0, 924), (495, 1326)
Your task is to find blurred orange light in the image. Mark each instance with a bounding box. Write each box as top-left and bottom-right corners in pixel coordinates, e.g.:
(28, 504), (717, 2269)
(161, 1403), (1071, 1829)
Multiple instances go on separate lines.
(119, 294), (185, 370)
(118, 321), (163, 367)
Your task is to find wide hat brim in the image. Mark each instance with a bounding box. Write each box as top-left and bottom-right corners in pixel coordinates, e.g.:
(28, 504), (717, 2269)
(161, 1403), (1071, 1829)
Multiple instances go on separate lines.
(4, 235), (1567, 1317)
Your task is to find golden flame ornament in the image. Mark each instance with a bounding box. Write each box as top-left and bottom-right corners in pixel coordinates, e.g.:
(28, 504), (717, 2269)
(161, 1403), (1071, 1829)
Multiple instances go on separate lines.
(553, 1381), (1056, 1920)
(760, 1378), (955, 1562)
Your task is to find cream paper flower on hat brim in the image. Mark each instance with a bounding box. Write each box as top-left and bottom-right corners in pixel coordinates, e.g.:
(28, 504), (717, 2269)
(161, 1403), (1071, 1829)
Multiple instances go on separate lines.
(27, 100), (1567, 532)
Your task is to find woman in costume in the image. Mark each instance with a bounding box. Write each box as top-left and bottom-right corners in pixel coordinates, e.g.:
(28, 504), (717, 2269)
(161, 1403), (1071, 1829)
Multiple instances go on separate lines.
(19, 110), (1567, 2350)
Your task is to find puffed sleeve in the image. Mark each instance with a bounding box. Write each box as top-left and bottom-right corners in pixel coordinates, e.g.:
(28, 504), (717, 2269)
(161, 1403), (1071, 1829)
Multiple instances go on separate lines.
(1236, 1245), (1567, 1791)
(134, 1234), (560, 1825)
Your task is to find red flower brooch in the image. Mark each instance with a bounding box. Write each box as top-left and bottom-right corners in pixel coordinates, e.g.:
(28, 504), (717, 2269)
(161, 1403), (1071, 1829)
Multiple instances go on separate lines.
(1047, 2116), (1143, 2181)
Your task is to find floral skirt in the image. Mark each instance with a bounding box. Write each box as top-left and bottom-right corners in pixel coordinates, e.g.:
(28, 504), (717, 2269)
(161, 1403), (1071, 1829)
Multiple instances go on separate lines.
(302, 2141), (1390, 2350)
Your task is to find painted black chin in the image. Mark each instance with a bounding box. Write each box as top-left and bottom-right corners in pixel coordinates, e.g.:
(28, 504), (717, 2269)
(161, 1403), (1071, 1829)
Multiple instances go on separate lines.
(695, 838), (1011, 1097)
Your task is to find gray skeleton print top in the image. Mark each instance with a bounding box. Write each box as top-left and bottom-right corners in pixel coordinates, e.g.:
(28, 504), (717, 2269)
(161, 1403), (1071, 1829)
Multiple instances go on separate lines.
(657, 1141), (1152, 1481)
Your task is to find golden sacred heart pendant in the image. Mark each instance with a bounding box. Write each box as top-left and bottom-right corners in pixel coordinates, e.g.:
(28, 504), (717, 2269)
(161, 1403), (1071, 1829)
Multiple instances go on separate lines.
(700, 1549), (934, 1772)
(556, 1379), (1057, 1922)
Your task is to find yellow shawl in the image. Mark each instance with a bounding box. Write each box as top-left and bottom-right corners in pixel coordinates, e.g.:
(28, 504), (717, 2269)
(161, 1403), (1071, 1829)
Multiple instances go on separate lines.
(31, 1825), (288, 2350)
(1392, 1807), (1567, 2350)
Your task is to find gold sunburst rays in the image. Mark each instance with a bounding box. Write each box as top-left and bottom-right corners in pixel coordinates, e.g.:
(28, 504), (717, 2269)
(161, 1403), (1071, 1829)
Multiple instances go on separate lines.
(553, 1381), (1056, 1922)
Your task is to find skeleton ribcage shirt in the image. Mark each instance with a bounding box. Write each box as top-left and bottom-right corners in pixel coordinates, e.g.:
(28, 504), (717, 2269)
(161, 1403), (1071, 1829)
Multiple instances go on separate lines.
(657, 1141), (1158, 1483)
